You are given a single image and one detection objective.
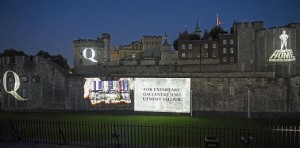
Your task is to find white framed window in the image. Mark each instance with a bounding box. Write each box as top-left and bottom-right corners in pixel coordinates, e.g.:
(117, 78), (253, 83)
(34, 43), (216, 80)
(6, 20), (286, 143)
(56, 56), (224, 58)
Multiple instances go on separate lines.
(223, 57), (227, 62)
(204, 52), (208, 57)
(230, 39), (234, 44)
(223, 48), (227, 54)
(204, 44), (208, 49)
(181, 44), (186, 49)
(223, 40), (227, 45)
(212, 43), (216, 49)
(188, 44), (192, 49)
(212, 52), (216, 57)
(188, 53), (192, 58)
(230, 47), (234, 53)
(132, 53), (136, 58)
(181, 53), (185, 58)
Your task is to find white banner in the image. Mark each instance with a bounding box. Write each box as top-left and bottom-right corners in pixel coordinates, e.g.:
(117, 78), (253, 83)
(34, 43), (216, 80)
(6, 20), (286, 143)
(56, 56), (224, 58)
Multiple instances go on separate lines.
(134, 78), (190, 113)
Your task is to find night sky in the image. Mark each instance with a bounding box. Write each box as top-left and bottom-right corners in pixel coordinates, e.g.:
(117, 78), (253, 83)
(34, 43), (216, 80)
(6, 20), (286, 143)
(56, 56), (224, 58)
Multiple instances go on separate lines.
(1, 0), (299, 67)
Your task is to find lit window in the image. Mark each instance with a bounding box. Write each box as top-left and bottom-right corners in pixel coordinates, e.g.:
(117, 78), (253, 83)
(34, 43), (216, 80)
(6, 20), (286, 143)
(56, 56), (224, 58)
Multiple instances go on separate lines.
(188, 53), (192, 58)
(188, 44), (192, 49)
(212, 43), (216, 49)
(181, 53), (185, 58)
(223, 40), (227, 45)
(204, 44), (208, 49)
(132, 53), (136, 58)
(181, 44), (186, 49)
(230, 39), (234, 44)
(230, 48), (234, 53)
(223, 57), (227, 62)
(230, 57), (235, 62)
(223, 48), (227, 54)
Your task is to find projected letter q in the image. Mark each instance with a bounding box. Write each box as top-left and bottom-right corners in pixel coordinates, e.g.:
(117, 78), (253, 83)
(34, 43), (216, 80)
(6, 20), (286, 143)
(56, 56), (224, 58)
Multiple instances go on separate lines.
(83, 48), (98, 62)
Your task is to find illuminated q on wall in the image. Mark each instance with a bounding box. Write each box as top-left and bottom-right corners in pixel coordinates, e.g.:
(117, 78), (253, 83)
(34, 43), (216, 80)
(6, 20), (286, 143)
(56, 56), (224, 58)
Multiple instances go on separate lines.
(134, 78), (191, 113)
(83, 48), (98, 62)
(269, 30), (296, 62)
(2, 70), (27, 101)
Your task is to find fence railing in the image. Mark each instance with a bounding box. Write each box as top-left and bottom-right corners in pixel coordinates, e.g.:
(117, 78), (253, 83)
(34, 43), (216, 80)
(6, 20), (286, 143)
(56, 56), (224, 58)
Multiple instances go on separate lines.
(0, 118), (299, 148)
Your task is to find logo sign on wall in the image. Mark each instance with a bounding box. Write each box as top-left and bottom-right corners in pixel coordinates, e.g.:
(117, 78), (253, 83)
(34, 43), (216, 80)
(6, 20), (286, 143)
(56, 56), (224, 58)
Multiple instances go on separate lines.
(83, 78), (133, 106)
(134, 78), (191, 113)
(269, 30), (296, 62)
(83, 48), (98, 62)
(2, 70), (27, 101)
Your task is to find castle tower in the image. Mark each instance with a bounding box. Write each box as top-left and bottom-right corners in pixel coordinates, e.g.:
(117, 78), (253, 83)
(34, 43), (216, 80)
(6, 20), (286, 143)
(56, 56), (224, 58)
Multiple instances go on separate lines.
(72, 33), (111, 73)
(100, 33), (111, 62)
(141, 36), (162, 51)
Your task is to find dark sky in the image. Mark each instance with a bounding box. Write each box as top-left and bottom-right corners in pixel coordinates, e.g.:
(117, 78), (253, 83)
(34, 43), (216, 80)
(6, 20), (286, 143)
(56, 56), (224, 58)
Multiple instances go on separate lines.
(1, 0), (300, 67)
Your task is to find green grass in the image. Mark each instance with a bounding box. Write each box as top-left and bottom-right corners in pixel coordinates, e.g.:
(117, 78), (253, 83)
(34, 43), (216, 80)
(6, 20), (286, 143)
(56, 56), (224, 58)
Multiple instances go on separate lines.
(1, 111), (299, 147)
(1, 111), (299, 127)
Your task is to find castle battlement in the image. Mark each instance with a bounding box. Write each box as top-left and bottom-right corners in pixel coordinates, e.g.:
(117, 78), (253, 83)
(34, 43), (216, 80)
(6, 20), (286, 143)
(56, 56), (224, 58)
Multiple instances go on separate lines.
(235, 21), (264, 30)
(256, 27), (296, 36)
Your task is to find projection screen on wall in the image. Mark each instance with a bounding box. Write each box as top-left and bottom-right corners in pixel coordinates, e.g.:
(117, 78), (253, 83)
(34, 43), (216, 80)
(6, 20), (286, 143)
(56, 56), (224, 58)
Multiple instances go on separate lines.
(134, 78), (191, 113)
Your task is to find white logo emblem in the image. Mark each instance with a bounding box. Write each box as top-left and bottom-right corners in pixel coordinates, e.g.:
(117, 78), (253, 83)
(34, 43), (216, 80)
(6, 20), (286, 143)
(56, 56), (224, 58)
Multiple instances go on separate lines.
(3, 71), (27, 101)
(83, 48), (98, 62)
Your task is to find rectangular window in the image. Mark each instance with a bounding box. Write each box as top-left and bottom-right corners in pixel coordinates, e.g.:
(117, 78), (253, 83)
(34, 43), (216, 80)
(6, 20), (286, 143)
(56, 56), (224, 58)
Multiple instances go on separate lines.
(132, 53), (136, 58)
(223, 40), (227, 45)
(23, 89), (27, 98)
(21, 76), (29, 83)
(230, 39), (234, 44)
(32, 76), (41, 83)
(181, 44), (186, 49)
(204, 44), (208, 49)
(230, 47), (234, 53)
(223, 57), (227, 62)
(212, 43), (216, 49)
(230, 57), (235, 62)
(188, 44), (192, 49)
(204, 52), (208, 57)
(188, 53), (192, 58)
(223, 48), (227, 54)
(242, 32), (245, 37)
(196, 53), (200, 58)
(181, 53), (185, 58)
(212, 52), (216, 57)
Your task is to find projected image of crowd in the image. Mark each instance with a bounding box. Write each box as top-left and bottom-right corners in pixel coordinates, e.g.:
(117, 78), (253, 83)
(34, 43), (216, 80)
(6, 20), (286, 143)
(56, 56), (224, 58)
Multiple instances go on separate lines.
(83, 78), (133, 106)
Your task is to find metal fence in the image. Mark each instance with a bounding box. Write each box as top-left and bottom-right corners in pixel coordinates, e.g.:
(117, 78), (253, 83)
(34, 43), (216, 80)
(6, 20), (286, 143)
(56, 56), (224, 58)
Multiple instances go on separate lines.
(0, 118), (299, 148)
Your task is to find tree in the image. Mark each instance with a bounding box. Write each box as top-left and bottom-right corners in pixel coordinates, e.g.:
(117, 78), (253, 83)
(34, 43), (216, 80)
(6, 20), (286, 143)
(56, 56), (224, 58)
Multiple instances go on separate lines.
(0, 48), (27, 57)
(209, 26), (224, 40)
(52, 54), (69, 70)
(36, 50), (51, 59)
(173, 39), (178, 51)
(36, 50), (69, 70)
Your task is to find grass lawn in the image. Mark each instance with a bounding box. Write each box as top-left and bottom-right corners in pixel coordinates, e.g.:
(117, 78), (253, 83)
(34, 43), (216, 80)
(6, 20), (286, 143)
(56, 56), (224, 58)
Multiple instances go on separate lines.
(1, 111), (299, 127)
(1, 111), (299, 147)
